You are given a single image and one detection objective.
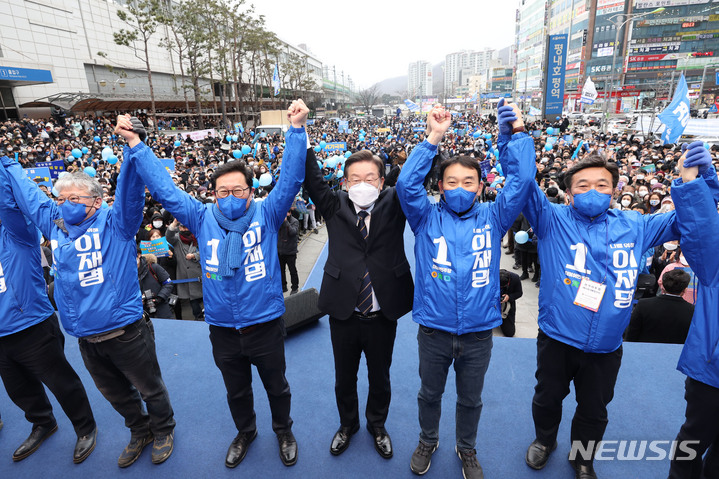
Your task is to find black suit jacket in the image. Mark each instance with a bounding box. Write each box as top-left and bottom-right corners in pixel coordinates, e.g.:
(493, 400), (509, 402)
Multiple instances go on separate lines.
(625, 295), (694, 344)
(304, 148), (414, 321)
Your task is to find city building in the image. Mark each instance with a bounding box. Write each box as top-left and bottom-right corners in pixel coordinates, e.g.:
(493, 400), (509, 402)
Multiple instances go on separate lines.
(408, 60), (432, 99)
(0, 0), (335, 120)
(444, 49), (498, 96)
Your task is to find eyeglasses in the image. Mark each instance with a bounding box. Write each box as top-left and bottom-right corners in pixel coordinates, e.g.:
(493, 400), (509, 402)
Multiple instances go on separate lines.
(56, 195), (96, 205)
(215, 186), (251, 199)
(346, 176), (380, 187)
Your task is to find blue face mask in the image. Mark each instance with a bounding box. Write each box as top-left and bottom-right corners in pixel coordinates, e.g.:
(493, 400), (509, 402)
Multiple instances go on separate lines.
(573, 189), (611, 218)
(61, 200), (89, 225)
(217, 195), (248, 220)
(443, 187), (477, 214)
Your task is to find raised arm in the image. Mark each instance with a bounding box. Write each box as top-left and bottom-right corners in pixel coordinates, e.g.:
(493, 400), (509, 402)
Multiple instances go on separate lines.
(0, 161), (40, 245)
(670, 141), (719, 285)
(304, 147), (340, 220)
(116, 114), (205, 234)
(396, 105), (451, 232)
(0, 155), (58, 239)
(261, 99), (309, 231)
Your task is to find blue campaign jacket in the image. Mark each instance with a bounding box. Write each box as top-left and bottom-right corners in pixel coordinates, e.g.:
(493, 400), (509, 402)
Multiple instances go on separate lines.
(499, 131), (693, 353)
(396, 134), (536, 335)
(0, 165), (55, 336)
(127, 127), (306, 329)
(0, 153), (145, 337)
(671, 172), (719, 389)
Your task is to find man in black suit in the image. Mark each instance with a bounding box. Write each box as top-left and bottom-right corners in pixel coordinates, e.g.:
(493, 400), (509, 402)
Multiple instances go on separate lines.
(499, 269), (523, 337)
(304, 148), (414, 459)
(625, 269), (694, 344)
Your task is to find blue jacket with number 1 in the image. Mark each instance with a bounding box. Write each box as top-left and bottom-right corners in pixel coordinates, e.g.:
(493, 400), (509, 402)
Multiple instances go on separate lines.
(126, 127), (307, 329)
(396, 134), (536, 335)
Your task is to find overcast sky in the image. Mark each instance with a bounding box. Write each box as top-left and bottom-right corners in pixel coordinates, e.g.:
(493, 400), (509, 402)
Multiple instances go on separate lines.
(253, 0), (520, 89)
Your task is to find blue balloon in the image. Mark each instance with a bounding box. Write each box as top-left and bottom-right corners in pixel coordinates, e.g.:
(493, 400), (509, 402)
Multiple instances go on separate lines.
(174, 140), (181, 147)
(108, 155), (118, 165)
(52, 187), (59, 197)
(81, 147), (89, 154)
(231, 135), (239, 142)
(344, 151), (351, 158)
(314, 145), (321, 152)
(484, 133), (492, 140)
(58, 171), (68, 179)
(473, 131), (481, 139)
(252, 178), (259, 188)
(101, 200), (109, 209)
(322, 133), (327, 139)
(387, 135), (392, 140)
(547, 127), (555, 135)
(336, 169), (344, 178)
(101, 147), (113, 160)
(705, 142), (711, 150)
(327, 156), (340, 168)
(83, 167), (96, 177)
(250, 131), (255, 137)
(94, 136), (101, 142)
(259, 173), (272, 187)
(71, 148), (82, 158)
(241, 145), (252, 155)
(317, 160), (323, 168)
(320, 141), (327, 148)
(515, 230), (529, 244)
(226, 135), (232, 142)
(232, 150), (242, 159)
(414, 134), (419, 138)
(545, 144), (552, 151)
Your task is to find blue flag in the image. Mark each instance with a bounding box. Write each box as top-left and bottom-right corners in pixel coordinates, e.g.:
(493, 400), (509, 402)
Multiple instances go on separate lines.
(272, 64), (280, 97)
(658, 74), (690, 145)
(404, 99), (420, 112)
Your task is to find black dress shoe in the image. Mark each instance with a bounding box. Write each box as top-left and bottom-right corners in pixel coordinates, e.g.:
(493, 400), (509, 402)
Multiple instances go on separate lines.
(525, 439), (557, 469)
(367, 425), (393, 459)
(225, 430), (257, 468)
(330, 425), (358, 456)
(13, 424), (58, 462)
(519, 272), (530, 280)
(73, 428), (97, 464)
(569, 458), (598, 479)
(277, 431), (297, 466)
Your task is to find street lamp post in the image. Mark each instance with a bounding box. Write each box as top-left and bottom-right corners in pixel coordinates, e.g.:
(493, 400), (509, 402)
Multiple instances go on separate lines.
(602, 7), (665, 132)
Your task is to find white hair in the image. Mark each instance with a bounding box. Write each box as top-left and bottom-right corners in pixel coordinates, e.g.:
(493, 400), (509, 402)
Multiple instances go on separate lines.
(55, 172), (103, 198)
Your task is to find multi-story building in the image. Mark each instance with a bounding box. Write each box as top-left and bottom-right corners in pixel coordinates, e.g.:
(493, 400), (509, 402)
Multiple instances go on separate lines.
(408, 60), (432, 99)
(515, 0), (548, 107)
(0, 0), (329, 120)
(444, 49), (498, 96)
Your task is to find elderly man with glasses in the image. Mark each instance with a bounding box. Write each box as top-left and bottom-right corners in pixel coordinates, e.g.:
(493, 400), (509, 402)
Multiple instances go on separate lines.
(0, 123), (176, 468)
(120, 101), (309, 469)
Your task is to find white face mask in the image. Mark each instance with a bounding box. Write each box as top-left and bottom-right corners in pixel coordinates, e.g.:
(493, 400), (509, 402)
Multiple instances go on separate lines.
(636, 174), (645, 180)
(663, 242), (678, 251)
(621, 199), (631, 207)
(679, 254), (689, 266)
(638, 189), (649, 198)
(153, 220), (163, 228)
(649, 199), (660, 206)
(348, 182), (380, 208)
(650, 179), (658, 185)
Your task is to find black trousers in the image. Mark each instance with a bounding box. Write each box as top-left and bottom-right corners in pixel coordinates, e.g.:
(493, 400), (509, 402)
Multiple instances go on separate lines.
(532, 330), (622, 466)
(279, 254), (299, 290)
(329, 313), (398, 430)
(0, 314), (95, 436)
(501, 305), (516, 337)
(79, 318), (175, 438)
(209, 318), (293, 435)
(669, 377), (719, 479)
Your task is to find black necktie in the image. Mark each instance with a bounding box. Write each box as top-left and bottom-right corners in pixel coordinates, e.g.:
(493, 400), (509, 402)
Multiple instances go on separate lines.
(356, 211), (373, 314)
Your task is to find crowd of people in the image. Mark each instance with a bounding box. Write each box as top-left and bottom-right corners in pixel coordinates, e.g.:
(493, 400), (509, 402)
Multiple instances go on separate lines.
(1, 98), (719, 479)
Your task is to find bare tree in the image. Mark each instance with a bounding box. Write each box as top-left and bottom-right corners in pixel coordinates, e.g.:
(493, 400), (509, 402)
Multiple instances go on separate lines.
(357, 84), (381, 113)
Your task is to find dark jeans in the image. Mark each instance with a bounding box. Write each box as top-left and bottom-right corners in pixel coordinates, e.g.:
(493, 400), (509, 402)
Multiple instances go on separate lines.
(209, 318), (292, 435)
(668, 377), (719, 479)
(79, 318), (175, 438)
(0, 314), (95, 436)
(532, 330), (622, 466)
(417, 325), (493, 451)
(329, 313), (397, 430)
(501, 304), (516, 337)
(279, 254), (299, 290)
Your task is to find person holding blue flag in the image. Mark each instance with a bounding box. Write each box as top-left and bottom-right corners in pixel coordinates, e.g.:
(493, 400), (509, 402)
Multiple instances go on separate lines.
(122, 100), (309, 469)
(668, 141), (719, 479)
(397, 100), (535, 479)
(0, 163), (97, 464)
(512, 127), (719, 478)
(0, 119), (176, 469)
(658, 74), (691, 145)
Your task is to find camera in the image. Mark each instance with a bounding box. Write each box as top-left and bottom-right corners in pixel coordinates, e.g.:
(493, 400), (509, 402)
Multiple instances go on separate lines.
(167, 294), (178, 307)
(143, 289), (156, 314)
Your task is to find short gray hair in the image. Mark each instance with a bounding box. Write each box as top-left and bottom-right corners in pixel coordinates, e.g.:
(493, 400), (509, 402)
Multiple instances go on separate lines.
(55, 172), (103, 198)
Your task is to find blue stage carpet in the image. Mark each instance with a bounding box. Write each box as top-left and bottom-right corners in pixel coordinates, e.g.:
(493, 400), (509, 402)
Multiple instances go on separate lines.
(0, 228), (690, 478)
